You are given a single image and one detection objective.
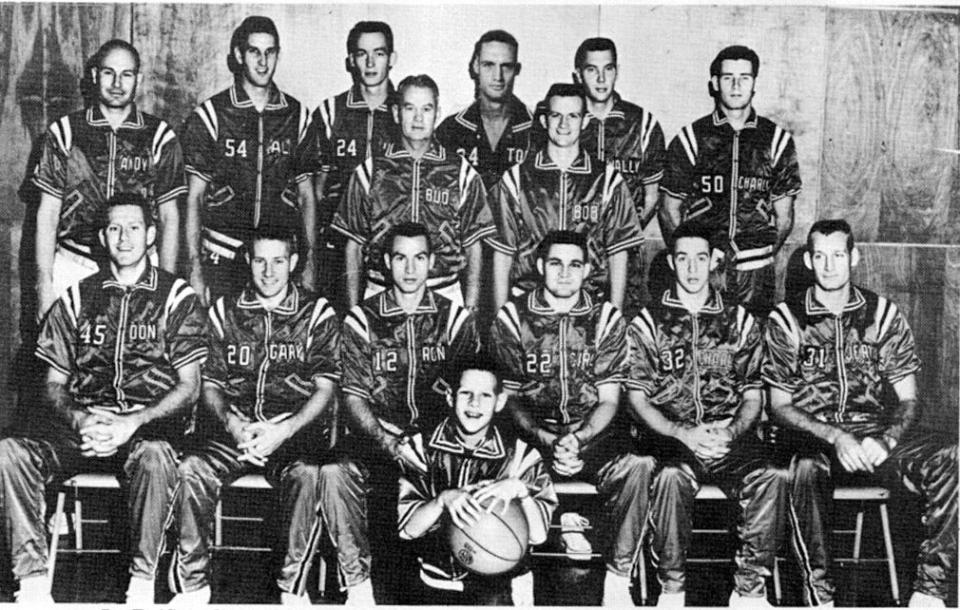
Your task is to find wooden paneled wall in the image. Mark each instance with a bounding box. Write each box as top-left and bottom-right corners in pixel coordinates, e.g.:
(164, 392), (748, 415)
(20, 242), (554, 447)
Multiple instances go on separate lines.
(0, 3), (956, 430)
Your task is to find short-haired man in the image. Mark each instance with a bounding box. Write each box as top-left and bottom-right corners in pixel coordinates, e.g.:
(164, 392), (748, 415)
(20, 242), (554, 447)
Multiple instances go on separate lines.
(489, 230), (651, 607)
(333, 75), (495, 310)
(660, 45), (801, 318)
(574, 37), (666, 317)
(627, 222), (783, 607)
(0, 193), (206, 605)
(489, 83), (643, 314)
(304, 21), (400, 310)
(763, 219), (957, 607)
(338, 222), (481, 603)
(398, 356), (557, 604)
(33, 38), (185, 320)
(170, 226), (374, 605)
(436, 29), (534, 190)
(182, 16), (315, 304)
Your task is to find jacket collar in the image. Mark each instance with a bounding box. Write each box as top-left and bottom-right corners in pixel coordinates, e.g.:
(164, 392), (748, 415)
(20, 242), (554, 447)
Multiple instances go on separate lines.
(454, 96), (533, 134)
(384, 139), (446, 161)
(86, 104), (145, 129)
(378, 288), (438, 317)
(533, 148), (592, 174)
(712, 107), (758, 129)
(237, 283), (301, 315)
(428, 417), (506, 460)
(585, 92), (626, 123)
(528, 287), (593, 316)
(346, 81), (395, 111)
(230, 81), (288, 111)
(660, 285), (724, 314)
(101, 262), (157, 291)
(804, 286), (866, 316)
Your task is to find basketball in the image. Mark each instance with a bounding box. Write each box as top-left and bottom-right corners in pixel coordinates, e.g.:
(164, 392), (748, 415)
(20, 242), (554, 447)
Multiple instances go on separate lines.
(447, 497), (530, 575)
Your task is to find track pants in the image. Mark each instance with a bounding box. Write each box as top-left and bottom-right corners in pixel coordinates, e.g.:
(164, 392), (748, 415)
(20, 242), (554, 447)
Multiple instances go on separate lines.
(542, 421), (655, 577)
(170, 439), (370, 596)
(777, 430), (957, 604)
(0, 435), (180, 581)
(646, 434), (785, 596)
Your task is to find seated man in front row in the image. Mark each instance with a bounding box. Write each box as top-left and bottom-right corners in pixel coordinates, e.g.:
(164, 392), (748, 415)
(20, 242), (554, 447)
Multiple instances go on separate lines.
(489, 230), (651, 607)
(398, 356), (557, 604)
(764, 219), (957, 607)
(170, 226), (375, 606)
(627, 223), (784, 607)
(0, 193), (207, 605)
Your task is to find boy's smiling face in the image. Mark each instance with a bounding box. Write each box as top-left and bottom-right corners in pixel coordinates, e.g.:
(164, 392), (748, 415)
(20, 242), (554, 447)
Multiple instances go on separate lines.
(450, 368), (505, 443)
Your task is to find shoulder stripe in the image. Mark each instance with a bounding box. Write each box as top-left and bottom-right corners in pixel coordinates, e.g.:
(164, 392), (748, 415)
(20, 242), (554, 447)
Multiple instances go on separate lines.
(208, 298), (225, 339)
(445, 304), (471, 344)
(164, 278), (195, 320)
(736, 305), (756, 350)
(678, 124), (698, 166)
(769, 303), (800, 348)
(355, 157), (373, 194)
(298, 104), (311, 143)
(196, 101), (218, 141)
(602, 164), (624, 205)
(503, 165), (522, 201)
(309, 298), (336, 332)
(874, 296), (898, 340)
(771, 126), (792, 167)
(496, 302), (522, 342)
(596, 302), (623, 348)
(508, 439), (543, 478)
(318, 99), (335, 140)
(64, 283), (82, 328)
(458, 157), (477, 196)
(631, 309), (657, 345)
(639, 109), (653, 153)
(151, 121), (176, 165)
(344, 308), (370, 343)
(50, 116), (72, 155)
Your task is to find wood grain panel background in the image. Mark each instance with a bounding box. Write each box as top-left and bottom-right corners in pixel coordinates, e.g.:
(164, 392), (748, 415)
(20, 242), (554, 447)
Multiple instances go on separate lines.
(0, 3), (956, 432)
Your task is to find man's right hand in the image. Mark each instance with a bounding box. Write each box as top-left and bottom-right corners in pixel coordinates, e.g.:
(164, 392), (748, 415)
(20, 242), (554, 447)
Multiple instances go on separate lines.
(678, 424), (730, 461)
(226, 412), (252, 446)
(440, 488), (483, 529)
(36, 278), (57, 323)
(189, 265), (209, 307)
(834, 431), (873, 473)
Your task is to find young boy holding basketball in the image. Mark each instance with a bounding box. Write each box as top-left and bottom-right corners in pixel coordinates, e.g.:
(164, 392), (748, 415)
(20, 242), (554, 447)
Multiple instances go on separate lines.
(398, 357), (558, 605)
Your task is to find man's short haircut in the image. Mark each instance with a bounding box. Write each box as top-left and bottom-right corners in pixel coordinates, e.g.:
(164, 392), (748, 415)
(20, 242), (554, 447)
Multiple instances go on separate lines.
(542, 82), (586, 112)
(395, 74), (439, 104)
(710, 45), (760, 78)
(807, 219), (855, 253)
(246, 225), (298, 257)
(347, 21), (394, 55)
(574, 37), (617, 70)
(470, 29), (519, 69)
(94, 39), (141, 73)
(101, 193), (154, 229)
(669, 222), (718, 255)
(537, 230), (588, 262)
(227, 16), (280, 74)
(384, 221), (433, 255)
(452, 352), (503, 395)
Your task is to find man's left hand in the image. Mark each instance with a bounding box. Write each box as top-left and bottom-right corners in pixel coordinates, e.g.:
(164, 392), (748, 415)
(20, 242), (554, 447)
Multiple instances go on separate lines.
(79, 408), (142, 457)
(237, 420), (293, 463)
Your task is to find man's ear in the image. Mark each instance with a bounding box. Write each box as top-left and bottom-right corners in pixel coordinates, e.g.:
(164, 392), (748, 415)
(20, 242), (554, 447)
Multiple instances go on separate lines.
(539, 113), (547, 131)
(445, 387), (454, 409)
(427, 252), (436, 271)
(344, 56), (353, 75)
(709, 249), (723, 272)
(135, 72), (144, 91)
(99, 229), (107, 249)
(383, 252), (392, 272)
(90, 66), (99, 84)
(667, 254), (675, 272)
(514, 62), (522, 76)
(803, 251), (812, 270)
(708, 75), (719, 97)
(572, 70), (582, 85)
(289, 252), (299, 272)
(145, 225), (157, 250)
(233, 45), (244, 68)
(582, 261), (592, 278)
(389, 51), (397, 70)
(850, 246), (860, 268)
(392, 104), (400, 124)
(536, 257), (544, 277)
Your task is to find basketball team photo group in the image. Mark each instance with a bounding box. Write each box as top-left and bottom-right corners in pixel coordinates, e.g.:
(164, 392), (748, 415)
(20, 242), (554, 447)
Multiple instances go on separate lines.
(1, 3), (957, 608)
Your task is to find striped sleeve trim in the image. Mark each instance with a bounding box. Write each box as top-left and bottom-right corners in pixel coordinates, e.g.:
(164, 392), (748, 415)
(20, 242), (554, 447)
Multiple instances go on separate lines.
(502, 379), (523, 392)
(329, 220), (367, 245)
(677, 124), (698, 166)
(31, 176), (64, 199)
(208, 297), (227, 339)
(496, 302), (522, 342)
(641, 169), (665, 185)
(735, 306), (756, 350)
(770, 126), (792, 167)
(195, 100), (219, 141)
(63, 284), (82, 329)
(874, 296), (898, 341)
(606, 234), (645, 256)
(770, 188), (801, 202)
(445, 304), (471, 344)
(660, 185), (691, 200)
(184, 165), (213, 183)
(306, 298), (336, 352)
(155, 185), (187, 205)
(595, 375), (627, 387)
(172, 346), (208, 370)
(623, 379), (656, 394)
(631, 309), (657, 345)
(50, 116), (73, 155)
(317, 98), (335, 140)
(343, 307), (370, 343)
(484, 235), (516, 255)
(164, 279), (196, 319)
(151, 120), (177, 164)
(761, 375), (798, 394)
(297, 104), (311, 143)
(461, 224), (497, 249)
(35, 349), (71, 377)
(341, 385), (372, 400)
(201, 375), (226, 389)
(595, 303), (623, 349)
(768, 303), (801, 349)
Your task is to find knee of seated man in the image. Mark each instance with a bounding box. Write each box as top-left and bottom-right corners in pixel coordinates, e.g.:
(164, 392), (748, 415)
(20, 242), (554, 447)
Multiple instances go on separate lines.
(128, 440), (177, 477)
(0, 437), (35, 470)
(283, 460), (321, 487)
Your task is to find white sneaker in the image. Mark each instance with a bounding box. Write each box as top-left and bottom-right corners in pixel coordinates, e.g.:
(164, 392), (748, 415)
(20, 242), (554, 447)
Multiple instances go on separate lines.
(729, 590), (773, 608)
(602, 571), (633, 607)
(280, 591), (312, 606)
(657, 591), (685, 608)
(15, 575), (55, 605)
(909, 592), (946, 607)
(344, 578), (376, 607)
(126, 576), (155, 606)
(560, 512), (593, 560)
(169, 585), (211, 607)
(512, 571), (534, 606)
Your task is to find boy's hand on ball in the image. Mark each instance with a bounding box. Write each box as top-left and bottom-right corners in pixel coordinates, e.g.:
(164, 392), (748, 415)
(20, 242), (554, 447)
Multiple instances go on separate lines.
(441, 488), (483, 529)
(472, 478), (529, 515)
